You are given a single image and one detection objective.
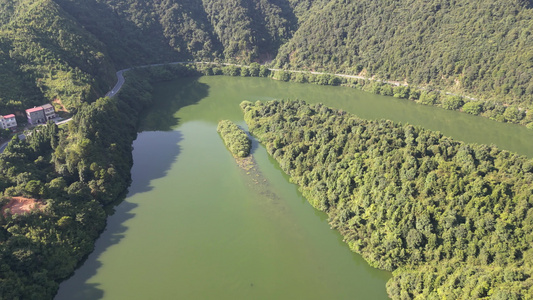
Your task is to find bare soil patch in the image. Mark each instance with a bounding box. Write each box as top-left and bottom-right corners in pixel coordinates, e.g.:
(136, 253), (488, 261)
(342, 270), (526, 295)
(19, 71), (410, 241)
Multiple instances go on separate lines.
(53, 98), (68, 113)
(2, 197), (46, 217)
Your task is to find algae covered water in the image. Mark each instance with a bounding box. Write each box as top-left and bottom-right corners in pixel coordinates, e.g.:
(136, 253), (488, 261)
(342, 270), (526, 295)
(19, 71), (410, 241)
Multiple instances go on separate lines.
(56, 76), (533, 300)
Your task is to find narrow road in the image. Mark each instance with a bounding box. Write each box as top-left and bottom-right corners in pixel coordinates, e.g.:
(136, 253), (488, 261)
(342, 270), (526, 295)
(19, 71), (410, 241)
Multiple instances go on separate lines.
(103, 61), (379, 99)
(0, 134), (25, 153)
(105, 61), (194, 98)
(105, 69), (127, 98)
(1, 61), (479, 155)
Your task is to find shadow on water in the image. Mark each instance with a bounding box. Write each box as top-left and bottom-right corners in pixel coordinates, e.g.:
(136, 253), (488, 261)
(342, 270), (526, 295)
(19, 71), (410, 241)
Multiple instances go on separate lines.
(55, 199), (138, 300)
(242, 124), (260, 157)
(56, 78), (209, 299)
(138, 78), (209, 132)
(56, 134), (184, 299)
(126, 130), (183, 197)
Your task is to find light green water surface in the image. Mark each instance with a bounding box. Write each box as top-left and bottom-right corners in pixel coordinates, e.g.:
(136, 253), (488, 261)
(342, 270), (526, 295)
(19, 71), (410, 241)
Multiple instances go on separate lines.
(56, 76), (533, 300)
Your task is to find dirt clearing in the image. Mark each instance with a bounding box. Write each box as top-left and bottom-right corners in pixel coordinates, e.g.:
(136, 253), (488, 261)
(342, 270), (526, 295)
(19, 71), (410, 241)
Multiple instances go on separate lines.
(2, 197), (46, 217)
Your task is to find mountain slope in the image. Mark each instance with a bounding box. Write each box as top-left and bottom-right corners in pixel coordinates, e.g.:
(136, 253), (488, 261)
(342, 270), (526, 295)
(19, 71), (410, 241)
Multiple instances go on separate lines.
(275, 0), (533, 107)
(0, 0), (115, 113)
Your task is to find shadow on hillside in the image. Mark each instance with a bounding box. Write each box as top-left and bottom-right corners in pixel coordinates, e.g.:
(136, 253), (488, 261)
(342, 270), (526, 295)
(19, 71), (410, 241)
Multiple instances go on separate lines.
(55, 0), (182, 69)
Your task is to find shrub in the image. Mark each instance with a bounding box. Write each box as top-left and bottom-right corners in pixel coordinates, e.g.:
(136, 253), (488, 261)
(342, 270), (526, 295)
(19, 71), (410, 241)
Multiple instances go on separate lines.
(442, 95), (464, 110)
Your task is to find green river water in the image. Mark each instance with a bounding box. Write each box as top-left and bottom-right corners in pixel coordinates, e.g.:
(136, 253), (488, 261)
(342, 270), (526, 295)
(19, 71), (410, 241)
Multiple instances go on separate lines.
(56, 76), (533, 300)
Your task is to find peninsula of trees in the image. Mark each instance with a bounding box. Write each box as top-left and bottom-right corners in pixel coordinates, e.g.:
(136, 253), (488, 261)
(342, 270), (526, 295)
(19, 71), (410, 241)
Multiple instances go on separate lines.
(1, 0), (533, 298)
(242, 100), (533, 299)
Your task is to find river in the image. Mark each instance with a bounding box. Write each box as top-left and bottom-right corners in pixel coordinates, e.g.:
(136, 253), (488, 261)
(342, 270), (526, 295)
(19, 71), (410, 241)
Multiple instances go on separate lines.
(56, 76), (533, 300)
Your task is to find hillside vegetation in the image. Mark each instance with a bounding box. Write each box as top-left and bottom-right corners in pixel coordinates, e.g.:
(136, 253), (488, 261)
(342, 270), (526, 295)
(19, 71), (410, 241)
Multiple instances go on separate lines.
(0, 0), (116, 114)
(2, 0), (533, 114)
(54, 0), (305, 66)
(275, 0), (533, 109)
(243, 99), (533, 299)
(1, 0), (533, 298)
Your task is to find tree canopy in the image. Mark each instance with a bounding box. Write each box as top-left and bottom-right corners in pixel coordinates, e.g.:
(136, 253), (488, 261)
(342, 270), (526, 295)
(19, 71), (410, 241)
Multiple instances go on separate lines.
(242, 99), (533, 299)
(217, 120), (251, 158)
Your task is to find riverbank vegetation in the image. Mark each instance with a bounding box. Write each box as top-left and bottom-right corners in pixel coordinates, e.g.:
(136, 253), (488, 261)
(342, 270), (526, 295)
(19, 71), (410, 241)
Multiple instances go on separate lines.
(126, 62), (533, 129)
(242, 99), (533, 299)
(3, 0), (533, 125)
(1, 0), (533, 297)
(0, 64), (183, 298)
(268, 69), (533, 128)
(217, 120), (251, 158)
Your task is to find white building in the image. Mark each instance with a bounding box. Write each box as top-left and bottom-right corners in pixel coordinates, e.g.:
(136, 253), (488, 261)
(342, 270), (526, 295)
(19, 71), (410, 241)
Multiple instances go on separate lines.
(0, 114), (17, 130)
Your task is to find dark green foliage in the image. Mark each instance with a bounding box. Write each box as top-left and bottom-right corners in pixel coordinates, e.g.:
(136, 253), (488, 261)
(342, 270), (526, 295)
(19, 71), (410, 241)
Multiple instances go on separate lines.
(217, 120), (251, 158)
(0, 0), (115, 113)
(202, 0), (298, 62)
(243, 100), (533, 298)
(55, 0), (301, 66)
(275, 0), (533, 110)
(442, 95), (465, 110)
(462, 101), (484, 115)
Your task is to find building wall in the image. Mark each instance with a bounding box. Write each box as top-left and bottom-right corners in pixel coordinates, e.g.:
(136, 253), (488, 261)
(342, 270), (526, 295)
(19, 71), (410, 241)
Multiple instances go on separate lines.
(28, 110), (46, 124)
(5, 118), (17, 129)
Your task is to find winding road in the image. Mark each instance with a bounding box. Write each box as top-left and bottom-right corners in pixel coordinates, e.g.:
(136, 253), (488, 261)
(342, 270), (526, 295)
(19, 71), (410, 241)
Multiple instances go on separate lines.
(104, 61), (391, 99)
(105, 61), (196, 98)
(1, 61), (477, 154)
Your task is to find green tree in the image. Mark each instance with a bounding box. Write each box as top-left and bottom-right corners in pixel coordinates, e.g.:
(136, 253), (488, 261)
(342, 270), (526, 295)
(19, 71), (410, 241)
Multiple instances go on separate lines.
(462, 101), (483, 115)
(442, 96), (464, 110)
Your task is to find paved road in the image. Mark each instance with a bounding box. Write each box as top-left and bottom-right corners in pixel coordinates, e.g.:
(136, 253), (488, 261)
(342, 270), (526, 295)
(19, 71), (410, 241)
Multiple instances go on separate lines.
(0, 134), (25, 153)
(105, 69), (127, 97)
(104, 61), (195, 98)
(104, 61), (416, 100)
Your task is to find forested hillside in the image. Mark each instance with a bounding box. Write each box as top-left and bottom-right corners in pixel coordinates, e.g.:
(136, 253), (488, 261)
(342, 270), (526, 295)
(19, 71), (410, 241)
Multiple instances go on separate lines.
(0, 0), (115, 113)
(3, 0), (533, 114)
(243, 100), (533, 299)
(1, 0), (533, 298)
(275, 0), (533, 108)
(54, 0), (306, 66)
(0, 95), (134, 297)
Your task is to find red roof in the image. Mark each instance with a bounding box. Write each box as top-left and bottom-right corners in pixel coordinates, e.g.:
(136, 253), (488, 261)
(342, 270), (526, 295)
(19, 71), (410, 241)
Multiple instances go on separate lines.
(26, 107), (44, 113)
(3, 114), (15, 119)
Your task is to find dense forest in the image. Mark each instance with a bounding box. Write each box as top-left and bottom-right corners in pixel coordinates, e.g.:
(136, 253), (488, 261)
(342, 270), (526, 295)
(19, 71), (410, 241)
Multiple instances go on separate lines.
(0, 0), (115, 113)
(242, 100), (533, 299)
(3, 0), (533, 115)
(1, 0), (533, 298)
(275, 0), (533, 109)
